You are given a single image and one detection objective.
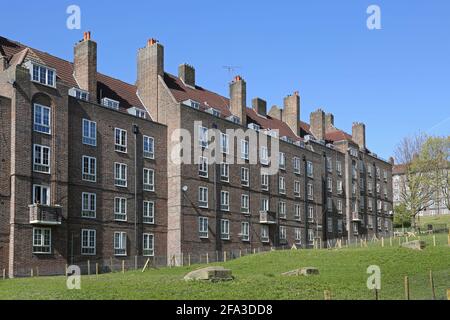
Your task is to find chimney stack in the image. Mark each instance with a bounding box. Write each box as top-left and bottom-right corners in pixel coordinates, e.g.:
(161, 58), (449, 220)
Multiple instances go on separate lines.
(229, 76), (247, 127)
(252, 98), (267, 116)
(137, 38), (164, 122)
(310, 109), (326, 141)
(74, 31), (97, 102)
(268, 106), (283, 120)
(178, 64), (195, 87)
(325, 113), (335, 132)
(352, 122), (366, 151)
(283, 91), (300, 135)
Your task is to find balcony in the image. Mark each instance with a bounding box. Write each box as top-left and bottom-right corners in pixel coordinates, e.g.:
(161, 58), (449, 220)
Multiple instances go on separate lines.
(260, 211), (277, 225)
(29, 204), (63, 226)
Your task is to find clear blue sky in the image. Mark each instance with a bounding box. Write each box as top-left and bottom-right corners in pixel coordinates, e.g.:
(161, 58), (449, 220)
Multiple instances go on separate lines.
(2, 0), (449, 159)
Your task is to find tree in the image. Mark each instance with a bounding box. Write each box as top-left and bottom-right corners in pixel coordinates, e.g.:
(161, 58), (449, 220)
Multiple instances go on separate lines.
(419, 136), (450, 212)
(393, 204), (411, 228)
(394, 133), (434, 230)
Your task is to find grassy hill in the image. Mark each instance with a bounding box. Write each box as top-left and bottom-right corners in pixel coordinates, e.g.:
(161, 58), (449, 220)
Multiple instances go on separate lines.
(419, 214), (450, 229)
(0, 234), (448, 300)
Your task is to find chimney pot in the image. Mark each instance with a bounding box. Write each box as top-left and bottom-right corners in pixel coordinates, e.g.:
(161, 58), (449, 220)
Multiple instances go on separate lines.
(178, 64), (196, 87)
(252, 98), (267, 116)
(74, 32), (97, 102)
(230, 76), (247, 127)
(147, 38), (158, 47)
(310, 109), (326, 141)
(283, 92), (300, 135)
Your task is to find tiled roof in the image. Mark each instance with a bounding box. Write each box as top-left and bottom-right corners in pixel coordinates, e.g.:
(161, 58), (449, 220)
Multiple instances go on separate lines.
(393, 164), (407, 175)
(325, 129), (354, 143)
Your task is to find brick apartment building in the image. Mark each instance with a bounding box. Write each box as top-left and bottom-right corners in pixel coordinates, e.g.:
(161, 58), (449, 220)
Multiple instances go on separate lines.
(0, 33), (393, 277)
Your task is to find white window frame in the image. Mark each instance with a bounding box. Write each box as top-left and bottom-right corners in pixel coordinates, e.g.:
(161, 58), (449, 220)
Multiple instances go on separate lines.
(261, 225), (270, 243)
(294, 180), (301, 198)
(221, 219), (230, 240)
(308, 206), (315, 222)
(241, 167), (249, 186)
(261, 197), (269, 212)
(82, 192), (96, 218)
(30, 63), (56, 87)
(293, 157), (301, 175)
(241, 140), (249, 160)
(33, 144), (51, 174)
(307, 161), (314, 178)
(278, 201), (287, 219)
(221, 133), (230, 154)
(114, 232), (127, 256)
(143, 168), (155, 192)
(143, 136), (155, 159)
(199, 187), (208, 208)
(81, 229), (96, 255)
(220, 162), (230, 182)
(307, 183), (314, 200)
(199, 156), (209, 178)
(279, 176), (286, 194)
(33, 104), (51, 134)
(199, 217), (209, 238)
(220, 190), (230, 212)
(82, 119), (97, 146)
(279, 152), (286, 170)
(241, 194), (249, 214)
(294, 204), (302, 221)
(143, 201), (155, 224)
(279, 226), (287, 241)
(82, 156), (96, 182)
(241, 222), (250, 242)
(32, 228), (51, 254)
(261, 172), (269, 191)
(143, 233), (154, 257)
(337, 199), (343, 214)
(114, 163), (128, 187)
(32, 184), (50, 205)
(295, 228), (302, 244)
(260, 146), (269, 165)
(102, 97), (120, 110)
(115, 128), (127, 153)
(199, 126), (209, 148)
(114, 197), (127, 221)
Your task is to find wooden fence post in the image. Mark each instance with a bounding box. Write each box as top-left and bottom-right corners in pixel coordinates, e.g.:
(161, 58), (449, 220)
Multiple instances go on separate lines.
(135, 256), (138, 270)
(429, 270), (436, 300)
(65, 264), (68, 277)
(110, 257), (113, 273)
(188, 254), (191, 267)
(381, 237), (384, 248)
(206, 252), (209, 264)
(447, 289), (450, 300)
(433, 235), (436, 247)
(2, 268), (5, 280)
(324, 290), (332, 300)
(30, 268), (33, 278)
(87, 260), (90, 276)
(223, 251), (227, 262)
(122, 260), (125, 274)
(404, 276), (410, 300)
(374, 289), (379, 300)
(96, 263), (99, 278)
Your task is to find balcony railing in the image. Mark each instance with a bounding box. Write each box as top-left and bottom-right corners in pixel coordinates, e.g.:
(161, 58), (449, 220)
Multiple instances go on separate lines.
(260, 211), (277, 225)
(29, 204), (62, 226)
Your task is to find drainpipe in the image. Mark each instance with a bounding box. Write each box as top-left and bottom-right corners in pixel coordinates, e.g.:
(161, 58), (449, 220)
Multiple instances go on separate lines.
(133, 124), (139, 256)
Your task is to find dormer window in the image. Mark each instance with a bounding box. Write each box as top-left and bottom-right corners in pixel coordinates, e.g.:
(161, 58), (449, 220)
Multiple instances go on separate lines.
(207, 108), (221, 117)
(25, 62), (56, 88)
(248, 123), (261, 131)
(128, 107), (146, 119)
(227, 115), (241, 124)
(101, 98), (120, 110)
(69, 88), (89, 101)
(183, 100), (200, 110)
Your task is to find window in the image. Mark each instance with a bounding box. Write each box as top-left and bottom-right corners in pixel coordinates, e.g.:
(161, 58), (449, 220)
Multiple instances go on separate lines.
(143, 136), (154, 159)
(143, 168), (154, 191)
(102, 97), (120, 110)
(199, 217), (208, 238)
(241, 222), (250, 242)
(279, 176), (286, 194)
(327, 157), (332, 173)
(220, 163), (229, 182)
(278, 201), (286, 219)
(307, 161), (314, 178)
(221, 133), (229, 154)
(199, 187), (208, 208)
(384, 186), (388, 198)
(82, 192), (96, 218)
(199, 126), (208, 148)
(308, 206), (315, 222)
(261, 225), (269, 243)
(360, 178), (365, 191)
(81, 229), (96, 255)
(336, 161), (342, 176)
(261, 172), (269, 191)
(368, 166), (373, 177)
(82, 156), (96, 182)
(143, 201), (155, 224)
(260, 146), (269, 165)
(293, 157), (301, 175)
(377, 200), (383, 213)
(221, 219), (230, 240)
(327, 197), (333, 212)
(327, 177), (333, 193)
(241, 194), (249, 214)
(30, 63), (55, 87)
(295, 228), (302, 244)
(143, 234), (154, 256)
(241, 167), (249, 186)
(376, 183), (381, 194)
(114, 197), (127, 221)
(368, 199), (373, 212)
(353, 223), (359, 235)
(308, 229), (314, 242)
(384, 202), (388, 213)
(338, 219), (343, 233)
(279, 152), (286, 170)
(307, 183), (314, 200)
(368, 216), (374, 229)
(294, 204), (302, 221)
(33, 228), (51, 254)
(115, 128), (127, 153)
(33, 144), (50, 174)
(34, 104), (51, 134)
(133, 108), (146, 119)
(279, 226), (287, 241)
(82, 119), (96, 146)
(337, 180), (343, 194)
(337, 200), (343, 214)
(33, 185), (50, 205)
(384, 170), (388, 182)
(199, 156), (208, 178)
(376, 167), (381, 180)
(114, 232), (127, 256)
(352, 183), (357, 196)
(294, 181), (301, 198)
(261, 198), (269, 212)
(327, 218), (333, 233)
(115, 163), (128, 187)
(241, 140), (249, 160)
(69, 87), (89, 101)
(221, 191), (230, 212)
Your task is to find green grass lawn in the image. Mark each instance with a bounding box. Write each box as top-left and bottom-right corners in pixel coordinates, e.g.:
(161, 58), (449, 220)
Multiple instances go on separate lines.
(0, 234), (449, 300)
(419, 214), (450, 228)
